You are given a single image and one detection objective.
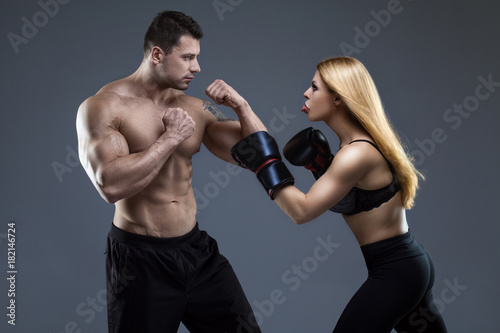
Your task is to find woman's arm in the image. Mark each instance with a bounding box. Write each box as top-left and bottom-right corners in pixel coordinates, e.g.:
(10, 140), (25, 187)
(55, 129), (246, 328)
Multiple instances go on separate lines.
(274, 146), (370, 224)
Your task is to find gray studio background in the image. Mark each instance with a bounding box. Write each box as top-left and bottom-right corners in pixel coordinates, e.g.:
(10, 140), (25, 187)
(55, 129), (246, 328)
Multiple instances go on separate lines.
(1, 0), (499, 332)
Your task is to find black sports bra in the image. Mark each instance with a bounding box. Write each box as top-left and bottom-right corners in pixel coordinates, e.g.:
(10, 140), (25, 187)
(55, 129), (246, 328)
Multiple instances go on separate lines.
(329, 140), (400, 215)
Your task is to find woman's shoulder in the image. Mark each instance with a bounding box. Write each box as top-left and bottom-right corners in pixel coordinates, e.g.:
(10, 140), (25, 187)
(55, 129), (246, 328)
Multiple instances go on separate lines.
(333, 140), (389, 175)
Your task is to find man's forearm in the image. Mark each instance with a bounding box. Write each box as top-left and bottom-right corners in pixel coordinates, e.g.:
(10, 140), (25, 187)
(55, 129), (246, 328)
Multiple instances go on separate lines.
(234, 101), (267, 138)
(205, 79), (267, 138)
(95, 134), (182, 203)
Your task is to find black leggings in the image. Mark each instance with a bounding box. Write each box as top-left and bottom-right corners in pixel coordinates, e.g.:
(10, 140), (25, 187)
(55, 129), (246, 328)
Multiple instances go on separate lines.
(333, 231), (447, 333)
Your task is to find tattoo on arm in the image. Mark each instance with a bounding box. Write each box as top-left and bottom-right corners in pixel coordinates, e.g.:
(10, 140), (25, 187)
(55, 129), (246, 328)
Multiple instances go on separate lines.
(203, 100), (229, 121)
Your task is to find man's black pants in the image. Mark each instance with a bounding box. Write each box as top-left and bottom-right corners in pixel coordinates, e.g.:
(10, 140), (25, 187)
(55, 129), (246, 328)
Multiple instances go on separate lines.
(106, 222), (261, 333)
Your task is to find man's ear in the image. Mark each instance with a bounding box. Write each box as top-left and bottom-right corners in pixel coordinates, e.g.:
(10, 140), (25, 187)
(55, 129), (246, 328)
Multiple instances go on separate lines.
(150, 46), (164, 65)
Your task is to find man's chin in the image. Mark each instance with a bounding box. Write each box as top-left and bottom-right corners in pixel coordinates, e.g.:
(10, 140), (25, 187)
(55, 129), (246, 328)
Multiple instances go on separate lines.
(157, 80), (189, 91)
(176, 82), (190, 91)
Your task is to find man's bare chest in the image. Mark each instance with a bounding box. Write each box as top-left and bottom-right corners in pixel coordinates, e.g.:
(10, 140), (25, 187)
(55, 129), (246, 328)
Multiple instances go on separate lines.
(117, 101), (203, 156)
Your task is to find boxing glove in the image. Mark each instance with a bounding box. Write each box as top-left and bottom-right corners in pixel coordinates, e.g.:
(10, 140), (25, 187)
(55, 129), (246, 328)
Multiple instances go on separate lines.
(231, 131), (294, 199)
(283, 127), (333, 179)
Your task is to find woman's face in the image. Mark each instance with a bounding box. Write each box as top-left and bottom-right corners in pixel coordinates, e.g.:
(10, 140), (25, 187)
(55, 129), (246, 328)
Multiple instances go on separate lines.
(302, 71), (337, 122)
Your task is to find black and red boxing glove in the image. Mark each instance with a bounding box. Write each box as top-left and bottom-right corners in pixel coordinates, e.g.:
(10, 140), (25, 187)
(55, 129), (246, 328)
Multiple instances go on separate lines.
(231, 131), (294, 199)
(283, 127), (333, 179)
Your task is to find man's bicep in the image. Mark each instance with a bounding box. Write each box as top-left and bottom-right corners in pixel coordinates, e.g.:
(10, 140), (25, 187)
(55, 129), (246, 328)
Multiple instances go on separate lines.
(203, 119), (242, 163)
(77, 100), (129, 177)
(88, 131), (128, 164)
(202, 100), (228, 121)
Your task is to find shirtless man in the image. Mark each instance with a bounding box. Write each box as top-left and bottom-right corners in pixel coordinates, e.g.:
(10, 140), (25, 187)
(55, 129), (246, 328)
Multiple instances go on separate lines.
(76, 11), (266, 333)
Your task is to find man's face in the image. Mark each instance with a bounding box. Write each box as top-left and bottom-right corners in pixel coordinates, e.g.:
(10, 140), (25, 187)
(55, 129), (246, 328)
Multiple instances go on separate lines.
(157, 35), (201, 90)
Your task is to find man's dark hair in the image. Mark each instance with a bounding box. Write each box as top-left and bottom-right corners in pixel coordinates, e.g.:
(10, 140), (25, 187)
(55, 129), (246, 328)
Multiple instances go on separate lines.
(143, 11), (203, 56)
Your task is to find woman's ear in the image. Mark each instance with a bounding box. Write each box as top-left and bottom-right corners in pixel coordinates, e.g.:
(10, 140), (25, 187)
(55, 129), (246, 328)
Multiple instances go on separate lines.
(333, 93), (343, 105)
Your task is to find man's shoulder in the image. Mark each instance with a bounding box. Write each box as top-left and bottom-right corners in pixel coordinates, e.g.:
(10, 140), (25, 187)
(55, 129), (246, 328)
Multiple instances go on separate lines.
(77, 87), (127, 126)
(79, 91), (118, 116)
(96, 78), (135, 100)
(174, 92), (203, 107)
(173, 93), (213, 118)
(81, 78), (137, 111)
(175, 94), (227, 121)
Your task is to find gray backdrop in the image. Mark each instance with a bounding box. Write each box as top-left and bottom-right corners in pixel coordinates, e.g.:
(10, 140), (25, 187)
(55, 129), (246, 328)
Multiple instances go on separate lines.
(1, 0), (499, 332)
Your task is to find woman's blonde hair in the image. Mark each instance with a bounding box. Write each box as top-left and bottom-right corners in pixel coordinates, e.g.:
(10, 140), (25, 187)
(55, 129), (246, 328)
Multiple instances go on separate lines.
(317, 56), (423, 209)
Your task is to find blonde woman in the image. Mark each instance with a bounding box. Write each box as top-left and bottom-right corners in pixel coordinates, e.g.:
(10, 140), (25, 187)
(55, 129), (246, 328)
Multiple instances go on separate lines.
(220, 57), (448, 332)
